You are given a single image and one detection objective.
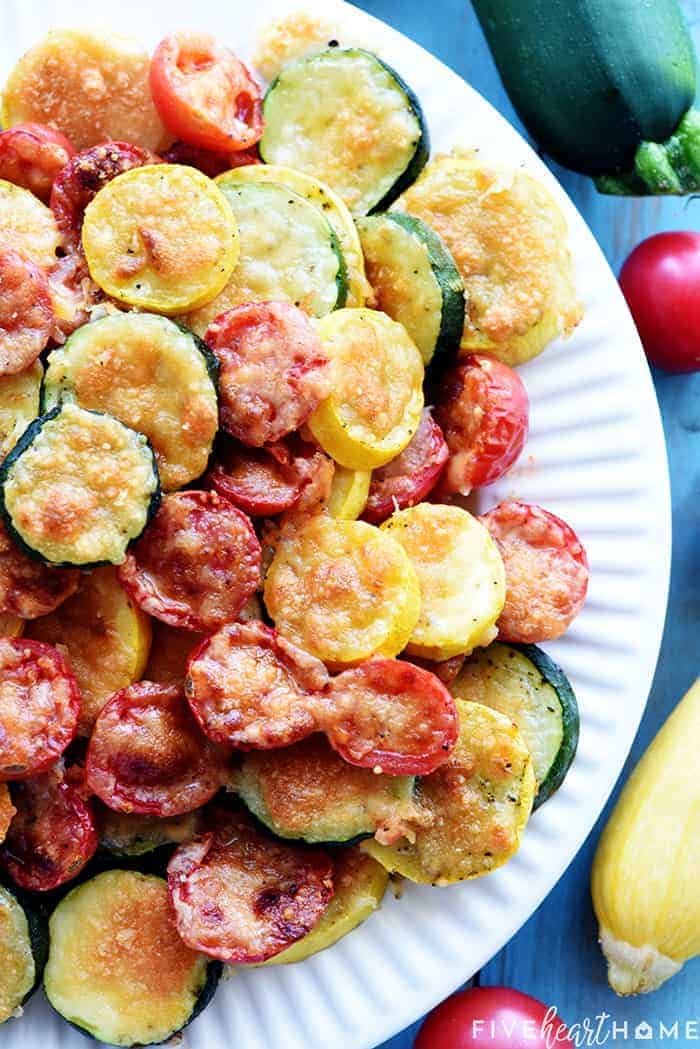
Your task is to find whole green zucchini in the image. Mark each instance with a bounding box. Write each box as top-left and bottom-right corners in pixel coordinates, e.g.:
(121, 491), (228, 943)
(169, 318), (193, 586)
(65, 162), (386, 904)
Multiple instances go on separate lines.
(472, 0), (700, 195)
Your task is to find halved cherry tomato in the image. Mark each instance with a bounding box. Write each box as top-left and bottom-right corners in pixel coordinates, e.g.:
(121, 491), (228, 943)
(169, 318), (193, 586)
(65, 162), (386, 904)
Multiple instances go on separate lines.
(0, 638), (80, 779)
(325, 658), (458, 775)
(619, 232), (700, 372)
(362, 408), (448, 524)
(205, 301), (330, 446)
(86, 681), (230, 816)
(434, 355), (529, 495)
(185, 620), (328, 749)
(480, 501), (588, 643)
(403, 653), (466, 686)
(167, 807), (333, 963)
(50, 140), (161, 244)
(163, 139), (260, 177)
(118, 490), (261, 633)
(0, 248), (55, 375)
(0, 765), (97, 891)
(0, 122), (75, 203)
(0, 520), (78, 618)
(47, 250), (104, 342)
(415, 986), (571, 1049)
(150, 32), (263, 153)
(207, 434), (332, 517)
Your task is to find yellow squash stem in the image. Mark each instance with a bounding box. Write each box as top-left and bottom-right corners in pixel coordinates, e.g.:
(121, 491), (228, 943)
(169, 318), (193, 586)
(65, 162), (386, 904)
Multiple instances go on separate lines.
(591, 677), (700, 994)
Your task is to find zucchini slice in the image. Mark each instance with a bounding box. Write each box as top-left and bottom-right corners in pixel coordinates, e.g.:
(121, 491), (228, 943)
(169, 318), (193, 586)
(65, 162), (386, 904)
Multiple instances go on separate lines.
(183, 180), (346, 336)
(0, 403), (160, 567)
(364, 699), (535, 884)
(0, 883), (47, 1024)
(265, 847), (388, 965)
(234, 735), (421, 845)
(97, 807), (203, 858)
(261, 49), (428, 215)
(217, 163), (370, 306)
(451, 642), (579, 808)
(44, 870), (220, 1047)
(42, 314), (219, 491)
(357, 212), (464, 365)
(0, 360), (42, 463)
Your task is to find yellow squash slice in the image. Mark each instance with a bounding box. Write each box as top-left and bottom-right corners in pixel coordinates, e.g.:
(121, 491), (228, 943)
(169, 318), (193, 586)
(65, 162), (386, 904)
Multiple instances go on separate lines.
(365, 699), (535, 884)
(0, 180), (62, 270)
(327, 466), (371, 520)
(26, 566), (151, 734)
(381, 503), (506, 660)
(308, 309), (424, 470)
(0, 360), (42, 462)
(394, 150), (582, 366)
(1, 29), (168, 152)
(263, 515), (420, 666)
(82, 165), (239, 315)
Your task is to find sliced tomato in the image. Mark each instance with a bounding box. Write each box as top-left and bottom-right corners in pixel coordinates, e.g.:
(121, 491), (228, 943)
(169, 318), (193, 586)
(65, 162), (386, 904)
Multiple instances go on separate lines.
(434, 355), (529, 495)
(362, 409), (448, 524)
(162, 139), (260, 177)
(47, 250), (104, 341)
(0, 122), (75, 203)
(0, 765), (97, 891)
(167, 807), (333, 963)
(150, 32), (263, 153)
(50, 140), (160, 244)
(205, 302), (330, 447)
(0, 248), (54, 375)
(0, 638), (79, 779)
(118, 490), (261, 633)
(480, 501), (589, 643)
(0, 520), (78, 618)
(185, 620), (328, 748)
(403, 652), (466, 686)
(207, 435), (333, 517)
(324, 659), (458, 775)
(86, 681), (230, 816)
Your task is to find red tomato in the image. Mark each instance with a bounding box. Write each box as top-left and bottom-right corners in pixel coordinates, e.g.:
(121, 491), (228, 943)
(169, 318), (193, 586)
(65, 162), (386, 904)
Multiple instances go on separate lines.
(162, 139), (260, 177)
(434, 355), (529, 495)
(362, 409), (449, 524)
(619, 232), (700, 372)
(0, 122), (75, 202)
(0, 248), (55, 375)
(480, 501), (588, 644)
(415, 987), (571, 1049)
(150, 32), (263, 153)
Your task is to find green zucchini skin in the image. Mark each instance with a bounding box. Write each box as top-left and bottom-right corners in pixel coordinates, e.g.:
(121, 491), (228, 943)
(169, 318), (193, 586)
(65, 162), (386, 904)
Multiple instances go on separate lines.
(596, 109), (700, 195)
(514, 644), (579, 809)
(0, 406), (161, 568)
(261, 49), (429, 215)
(472, 0), (696, 177)
(357, 211), (464, 366)
(0, 881), (48, 1022)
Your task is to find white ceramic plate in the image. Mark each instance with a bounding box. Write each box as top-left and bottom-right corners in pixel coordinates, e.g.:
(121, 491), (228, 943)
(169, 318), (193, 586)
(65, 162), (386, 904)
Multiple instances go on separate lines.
(0, 1), (671, 1047)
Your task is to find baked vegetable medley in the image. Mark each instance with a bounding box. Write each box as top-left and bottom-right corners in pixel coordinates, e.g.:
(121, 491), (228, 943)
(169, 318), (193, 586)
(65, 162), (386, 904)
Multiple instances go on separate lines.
(0, 16), (587, 1045)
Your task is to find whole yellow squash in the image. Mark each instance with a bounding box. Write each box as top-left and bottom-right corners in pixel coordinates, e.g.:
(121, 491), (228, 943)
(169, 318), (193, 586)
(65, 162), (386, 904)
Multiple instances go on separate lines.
(591, 677), (700, 994)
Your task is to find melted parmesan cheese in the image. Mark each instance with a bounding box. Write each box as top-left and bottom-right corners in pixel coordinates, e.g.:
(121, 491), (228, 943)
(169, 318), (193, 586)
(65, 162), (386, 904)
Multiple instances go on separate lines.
(264, 515), (420, 666)
(0, 886), (34, 1023)
(309, 308), (424, 470)
(382, 503), (506, 660)
(0, 360), (41, 461)
(45, 871), (209, 1046)
(1, 29), (169, 152)
(82, 165), (239, 315)
(44, 313), (218, 490)
(364, 700), (535, 884)
(254, 10), (338, 81)
(0, 180), (62, 271)
(4, 403), (158, 566)
(261, 49), (422, 215)
(217, 164), (370, 306)
(184, 181), (342, 336)
(395, 151), (583, 365)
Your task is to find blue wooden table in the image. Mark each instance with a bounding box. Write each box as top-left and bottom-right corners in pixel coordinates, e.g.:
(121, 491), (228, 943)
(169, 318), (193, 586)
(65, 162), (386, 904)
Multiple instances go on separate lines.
(348, 1), (700, 1045)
